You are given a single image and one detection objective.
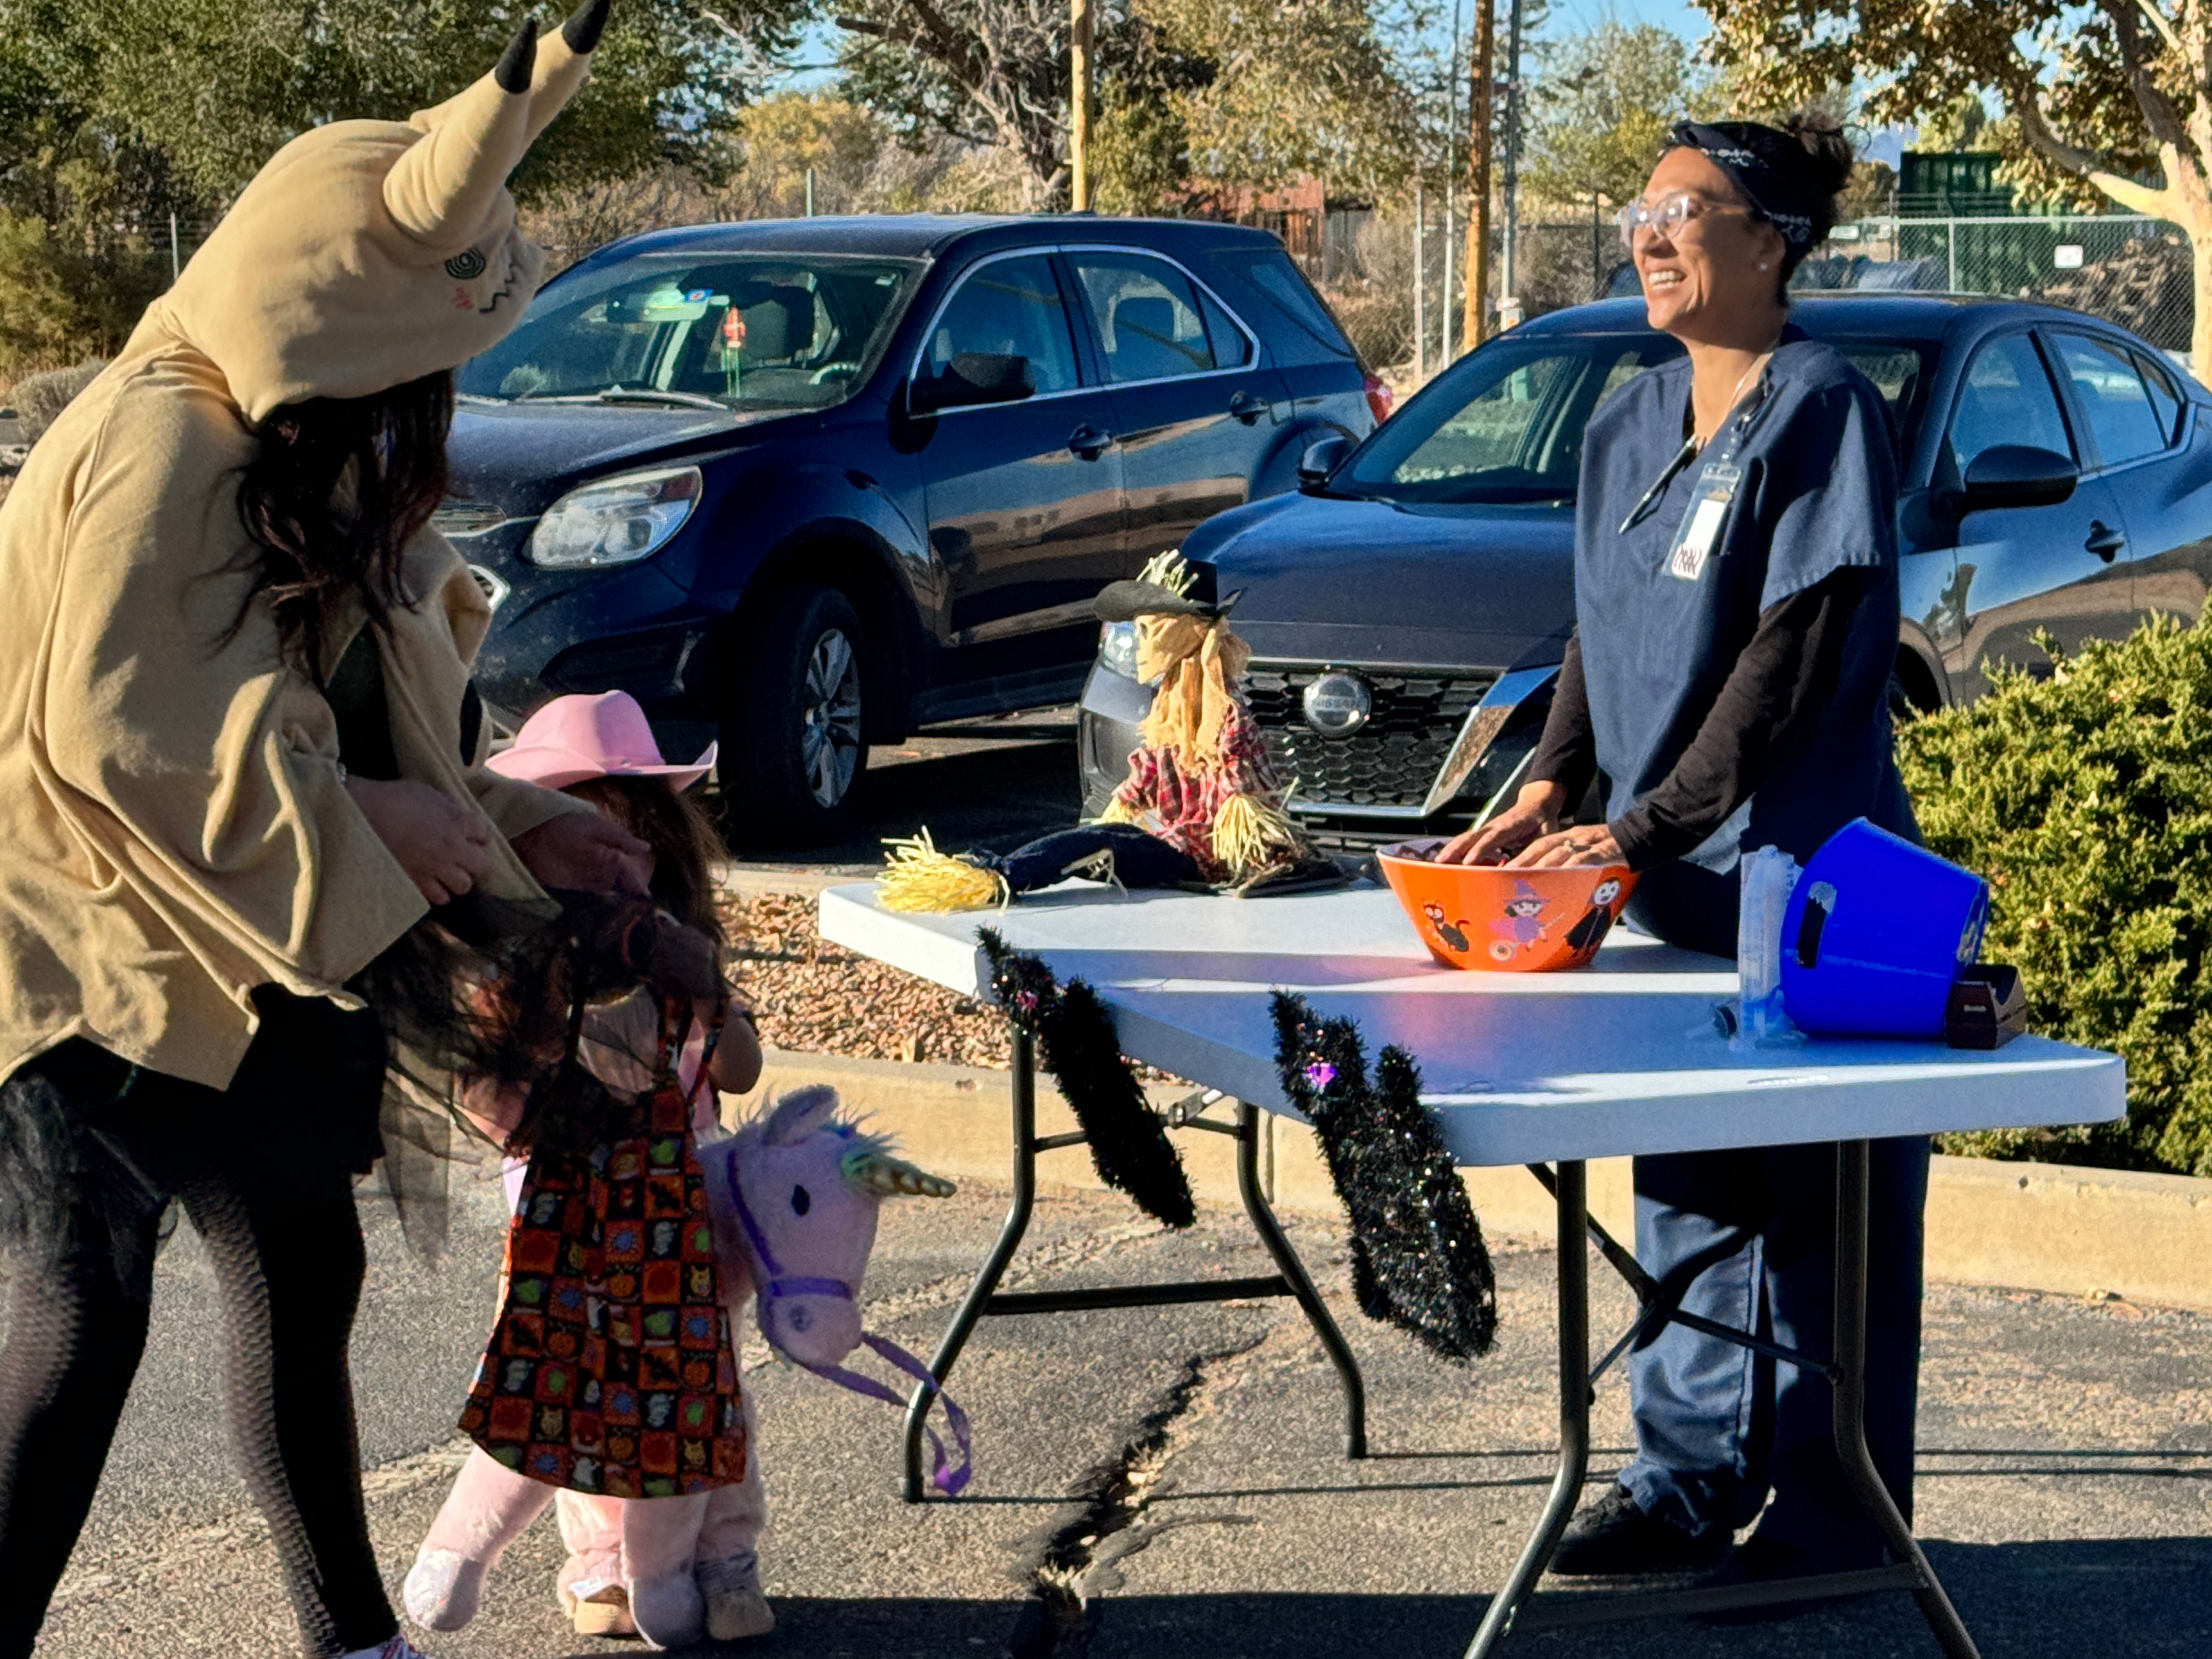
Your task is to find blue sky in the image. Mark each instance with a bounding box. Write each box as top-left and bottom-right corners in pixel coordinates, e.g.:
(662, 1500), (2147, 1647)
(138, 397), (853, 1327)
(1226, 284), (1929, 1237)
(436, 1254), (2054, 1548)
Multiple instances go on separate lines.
(1544, 0), (1909, 165)
(1567, 0), (1707, 37)
(787, 1), (1909, 166)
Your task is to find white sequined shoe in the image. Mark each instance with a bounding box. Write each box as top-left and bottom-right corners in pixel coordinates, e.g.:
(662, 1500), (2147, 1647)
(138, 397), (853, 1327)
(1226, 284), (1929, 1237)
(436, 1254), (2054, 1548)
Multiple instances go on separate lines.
(698, 1551), (776, 1640)
(401, 1548), (484, 1632)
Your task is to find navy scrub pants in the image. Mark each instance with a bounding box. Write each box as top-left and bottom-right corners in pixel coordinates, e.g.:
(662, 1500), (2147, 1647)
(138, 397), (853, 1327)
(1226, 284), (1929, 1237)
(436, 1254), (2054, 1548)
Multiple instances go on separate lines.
(1619, 860), (1931, 1565)
(1616, 1136), (1931, 1564)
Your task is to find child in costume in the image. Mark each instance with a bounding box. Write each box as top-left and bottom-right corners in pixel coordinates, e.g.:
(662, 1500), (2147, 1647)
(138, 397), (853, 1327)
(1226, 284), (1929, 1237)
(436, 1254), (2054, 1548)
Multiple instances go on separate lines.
(0, 9), (636, 1657)
(403, 692), (776, 1646)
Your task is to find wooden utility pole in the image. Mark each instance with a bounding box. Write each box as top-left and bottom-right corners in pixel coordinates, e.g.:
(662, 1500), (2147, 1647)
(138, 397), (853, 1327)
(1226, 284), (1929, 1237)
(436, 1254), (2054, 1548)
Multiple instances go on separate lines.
(1464, 0), (1495, 347)
(1070, 0), (1094, 211)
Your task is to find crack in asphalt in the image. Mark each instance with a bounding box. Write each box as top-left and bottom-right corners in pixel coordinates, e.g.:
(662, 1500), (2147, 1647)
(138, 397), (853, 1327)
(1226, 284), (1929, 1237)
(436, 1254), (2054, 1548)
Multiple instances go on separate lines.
(1005, 1335), (1267, 1659)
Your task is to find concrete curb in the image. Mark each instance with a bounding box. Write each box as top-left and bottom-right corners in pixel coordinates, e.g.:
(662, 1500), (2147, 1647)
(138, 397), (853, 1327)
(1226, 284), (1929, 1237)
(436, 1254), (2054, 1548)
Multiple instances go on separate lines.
(729, 1047), (2212, 1313)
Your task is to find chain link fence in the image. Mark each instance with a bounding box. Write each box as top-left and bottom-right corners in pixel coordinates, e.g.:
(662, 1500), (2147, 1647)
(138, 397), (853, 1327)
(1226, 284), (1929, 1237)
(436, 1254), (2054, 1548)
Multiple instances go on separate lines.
(1301, 207), (2200, 389)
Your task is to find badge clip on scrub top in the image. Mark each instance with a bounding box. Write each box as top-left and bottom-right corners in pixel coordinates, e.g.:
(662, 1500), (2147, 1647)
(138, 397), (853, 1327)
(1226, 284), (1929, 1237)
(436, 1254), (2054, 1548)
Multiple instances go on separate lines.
(1618, 366), (1780, 579)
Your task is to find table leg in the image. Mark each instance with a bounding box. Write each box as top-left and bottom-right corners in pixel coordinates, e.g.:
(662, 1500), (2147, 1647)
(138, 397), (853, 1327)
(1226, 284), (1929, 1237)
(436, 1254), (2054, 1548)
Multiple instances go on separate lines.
(901, 1026), (1039, 1503)
(1833, 1139), (1981, 1659)
(1463, 1160), (1592, 1659)
(1235, 1101), (1367, 1458)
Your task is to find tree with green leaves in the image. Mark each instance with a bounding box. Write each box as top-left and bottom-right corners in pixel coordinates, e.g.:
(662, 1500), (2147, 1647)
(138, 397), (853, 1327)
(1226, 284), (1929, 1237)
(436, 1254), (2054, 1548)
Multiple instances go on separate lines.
(0, 0), (805, 377)
(836, 0), (1418, 210)
(1700, 0), (2212, 374)
(1521, 20), (1704, 217)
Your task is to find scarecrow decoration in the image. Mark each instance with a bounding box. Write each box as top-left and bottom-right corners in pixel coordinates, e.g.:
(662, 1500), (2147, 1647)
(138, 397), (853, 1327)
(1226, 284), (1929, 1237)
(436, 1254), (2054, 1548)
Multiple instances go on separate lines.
(1088, 551), (1306, 887)
(875, 551), (1324, 916)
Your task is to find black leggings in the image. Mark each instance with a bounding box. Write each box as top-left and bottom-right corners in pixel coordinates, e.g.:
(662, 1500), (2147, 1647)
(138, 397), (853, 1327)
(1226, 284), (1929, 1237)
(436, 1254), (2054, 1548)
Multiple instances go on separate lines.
(0, 1009), (396, 1657)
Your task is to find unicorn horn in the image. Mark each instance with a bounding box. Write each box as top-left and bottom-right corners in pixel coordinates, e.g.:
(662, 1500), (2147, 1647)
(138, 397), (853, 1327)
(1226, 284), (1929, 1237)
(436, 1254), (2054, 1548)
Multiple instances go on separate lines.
(847, 1153), (956, 1199)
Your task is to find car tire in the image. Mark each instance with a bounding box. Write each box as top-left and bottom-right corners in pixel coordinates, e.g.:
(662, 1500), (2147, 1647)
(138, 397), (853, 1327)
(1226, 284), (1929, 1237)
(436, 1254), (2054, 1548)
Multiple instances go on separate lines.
(721, 585), (869, 847)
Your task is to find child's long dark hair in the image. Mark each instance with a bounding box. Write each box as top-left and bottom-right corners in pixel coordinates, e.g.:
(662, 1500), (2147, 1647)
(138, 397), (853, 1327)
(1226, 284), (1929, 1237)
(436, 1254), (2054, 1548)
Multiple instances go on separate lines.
(490, 776), (732, 1164)
(561, 776), (730, 948)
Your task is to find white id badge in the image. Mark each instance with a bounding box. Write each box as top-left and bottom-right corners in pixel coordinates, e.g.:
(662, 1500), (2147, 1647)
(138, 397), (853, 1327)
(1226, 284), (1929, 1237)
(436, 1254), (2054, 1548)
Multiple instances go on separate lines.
(1666, 462), (1740, 582)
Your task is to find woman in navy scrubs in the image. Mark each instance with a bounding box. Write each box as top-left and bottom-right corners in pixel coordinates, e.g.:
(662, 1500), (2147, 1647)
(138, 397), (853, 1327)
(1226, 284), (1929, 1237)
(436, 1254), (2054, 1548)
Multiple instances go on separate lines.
(1439, 115), (1929, 1589)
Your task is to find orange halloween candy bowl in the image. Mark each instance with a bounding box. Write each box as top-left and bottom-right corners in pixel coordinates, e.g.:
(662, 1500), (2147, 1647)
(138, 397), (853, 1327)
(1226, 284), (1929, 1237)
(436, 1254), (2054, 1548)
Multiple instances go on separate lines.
(1375, 843), (1639, 972)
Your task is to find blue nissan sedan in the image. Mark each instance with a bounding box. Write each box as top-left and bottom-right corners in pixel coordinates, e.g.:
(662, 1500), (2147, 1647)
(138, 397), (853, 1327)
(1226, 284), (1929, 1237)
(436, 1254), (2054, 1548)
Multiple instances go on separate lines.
(1078, 294), (2212, 839)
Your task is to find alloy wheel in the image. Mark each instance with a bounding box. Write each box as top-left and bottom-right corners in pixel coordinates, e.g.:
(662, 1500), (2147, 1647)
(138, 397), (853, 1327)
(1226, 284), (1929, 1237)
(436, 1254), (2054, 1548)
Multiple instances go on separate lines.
(800, 627), (864, 807)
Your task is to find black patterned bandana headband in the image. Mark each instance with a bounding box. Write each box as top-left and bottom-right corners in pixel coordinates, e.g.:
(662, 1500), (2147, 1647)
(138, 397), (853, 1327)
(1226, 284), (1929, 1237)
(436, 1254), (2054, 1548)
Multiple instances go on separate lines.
(1669, 120), (1825, 251)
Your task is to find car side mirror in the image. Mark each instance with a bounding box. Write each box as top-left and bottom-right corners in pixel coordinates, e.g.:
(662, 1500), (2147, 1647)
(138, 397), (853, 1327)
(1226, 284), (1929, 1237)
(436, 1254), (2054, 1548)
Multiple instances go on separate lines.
(909, 352), (1035, 416)
(1298, 434), (1354, 490)
(1949, 445), (2079, 515)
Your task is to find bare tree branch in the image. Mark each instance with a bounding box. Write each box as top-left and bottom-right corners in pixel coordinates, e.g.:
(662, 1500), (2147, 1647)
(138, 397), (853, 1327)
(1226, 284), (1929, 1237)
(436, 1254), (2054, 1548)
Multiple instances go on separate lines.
(2014, 66), (2176, 216)
(2095, 0), (2196, 150)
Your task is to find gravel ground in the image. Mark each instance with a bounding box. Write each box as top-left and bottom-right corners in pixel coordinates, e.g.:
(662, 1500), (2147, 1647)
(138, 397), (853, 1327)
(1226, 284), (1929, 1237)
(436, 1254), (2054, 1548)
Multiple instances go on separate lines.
(723, 887), (1015, 1069)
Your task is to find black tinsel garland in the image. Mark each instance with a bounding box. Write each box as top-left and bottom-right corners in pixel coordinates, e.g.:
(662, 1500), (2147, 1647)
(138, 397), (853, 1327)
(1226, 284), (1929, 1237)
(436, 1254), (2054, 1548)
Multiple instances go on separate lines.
(1271, 991), (1497, 1362)
(979, 929), (1195, 1229)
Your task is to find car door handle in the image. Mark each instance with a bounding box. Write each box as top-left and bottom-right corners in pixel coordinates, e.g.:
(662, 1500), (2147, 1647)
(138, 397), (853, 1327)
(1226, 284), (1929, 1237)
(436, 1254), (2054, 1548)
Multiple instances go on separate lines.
(1228, 390), (1267, 425)
(1068, 424), (1114, 461)
(2085, 520), (2127, 562)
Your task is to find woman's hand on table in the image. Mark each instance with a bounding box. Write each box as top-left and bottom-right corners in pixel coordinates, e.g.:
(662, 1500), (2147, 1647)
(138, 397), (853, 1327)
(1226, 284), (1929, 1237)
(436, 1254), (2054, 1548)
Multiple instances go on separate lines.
(345, 777), (493, 905)
(1508, 825), (1624, 869)
(512, 811), (652, 898)
(1432, 782), (1567, 866)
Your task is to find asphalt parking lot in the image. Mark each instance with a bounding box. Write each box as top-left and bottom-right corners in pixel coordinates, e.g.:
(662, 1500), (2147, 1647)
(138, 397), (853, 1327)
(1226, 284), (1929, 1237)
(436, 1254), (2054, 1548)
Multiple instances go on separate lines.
(723, 707), (1082, 877)
(24, 1166), (2212, 1659)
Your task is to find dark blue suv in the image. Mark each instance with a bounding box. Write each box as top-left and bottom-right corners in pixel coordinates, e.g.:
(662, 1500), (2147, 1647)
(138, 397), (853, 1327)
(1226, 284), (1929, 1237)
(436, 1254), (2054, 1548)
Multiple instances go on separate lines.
(441, 215), (1382, 840)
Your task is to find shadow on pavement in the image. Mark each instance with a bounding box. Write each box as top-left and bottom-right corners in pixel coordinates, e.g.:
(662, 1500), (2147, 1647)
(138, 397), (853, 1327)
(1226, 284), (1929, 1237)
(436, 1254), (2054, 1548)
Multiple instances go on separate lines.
(723, 718), (1080, 871)
(1075, 1536), (2212, 1658)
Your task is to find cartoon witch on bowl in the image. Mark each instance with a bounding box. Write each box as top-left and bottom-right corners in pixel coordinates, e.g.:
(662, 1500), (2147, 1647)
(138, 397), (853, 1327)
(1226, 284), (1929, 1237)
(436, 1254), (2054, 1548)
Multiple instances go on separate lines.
(1489, 880), (1555, 961)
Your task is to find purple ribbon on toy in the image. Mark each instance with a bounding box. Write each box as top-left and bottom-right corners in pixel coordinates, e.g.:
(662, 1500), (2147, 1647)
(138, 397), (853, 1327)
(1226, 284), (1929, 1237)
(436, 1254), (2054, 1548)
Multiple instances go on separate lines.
(725, 1163), (974, 1497)
(802, 1336), (974, 1498)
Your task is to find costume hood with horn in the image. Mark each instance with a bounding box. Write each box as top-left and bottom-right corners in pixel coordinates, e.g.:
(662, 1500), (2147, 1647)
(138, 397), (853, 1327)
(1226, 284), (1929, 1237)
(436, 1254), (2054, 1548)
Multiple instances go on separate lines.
(0, 3), (613, 1091)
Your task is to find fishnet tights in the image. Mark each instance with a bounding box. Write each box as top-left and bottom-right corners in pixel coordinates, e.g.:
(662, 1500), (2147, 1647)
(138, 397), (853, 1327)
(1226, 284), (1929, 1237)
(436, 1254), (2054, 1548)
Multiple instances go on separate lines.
(0, 1130), (394, 1656)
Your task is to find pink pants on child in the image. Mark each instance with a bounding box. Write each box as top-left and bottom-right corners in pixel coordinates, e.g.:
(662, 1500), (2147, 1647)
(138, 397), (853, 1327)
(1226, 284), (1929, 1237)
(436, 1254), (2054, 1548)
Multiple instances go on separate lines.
(420, 1155), (765, 1614)
(417, 1392), (766, 1611)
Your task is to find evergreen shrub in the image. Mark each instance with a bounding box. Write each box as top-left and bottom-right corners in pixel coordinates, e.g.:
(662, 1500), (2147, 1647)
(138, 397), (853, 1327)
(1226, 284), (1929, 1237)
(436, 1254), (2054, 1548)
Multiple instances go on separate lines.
(1895, 618), (2212, 1176)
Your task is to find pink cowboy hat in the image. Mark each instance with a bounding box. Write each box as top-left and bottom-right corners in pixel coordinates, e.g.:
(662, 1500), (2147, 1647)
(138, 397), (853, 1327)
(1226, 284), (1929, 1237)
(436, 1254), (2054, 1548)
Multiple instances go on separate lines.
(487, 691), (718, 792)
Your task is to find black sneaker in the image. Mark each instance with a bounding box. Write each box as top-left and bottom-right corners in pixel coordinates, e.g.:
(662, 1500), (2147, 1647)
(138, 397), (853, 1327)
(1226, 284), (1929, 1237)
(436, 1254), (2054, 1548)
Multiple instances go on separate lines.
(1549, 1485), (1730, 1577)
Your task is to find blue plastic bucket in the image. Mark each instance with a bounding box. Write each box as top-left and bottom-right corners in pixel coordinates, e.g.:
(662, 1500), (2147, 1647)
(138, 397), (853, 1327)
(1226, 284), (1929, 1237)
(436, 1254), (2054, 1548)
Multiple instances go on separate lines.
(1779, 819), (1989, 1039)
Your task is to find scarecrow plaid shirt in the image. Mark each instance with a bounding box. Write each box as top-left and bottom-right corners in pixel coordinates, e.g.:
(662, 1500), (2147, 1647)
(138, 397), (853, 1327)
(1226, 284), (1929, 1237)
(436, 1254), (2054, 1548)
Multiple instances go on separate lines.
(1109, 702), (1280, 884)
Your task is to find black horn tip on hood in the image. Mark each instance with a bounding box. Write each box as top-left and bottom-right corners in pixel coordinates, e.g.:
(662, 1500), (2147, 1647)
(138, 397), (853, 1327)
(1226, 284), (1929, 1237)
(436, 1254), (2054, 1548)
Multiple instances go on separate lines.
(562, 0), (612, 53)
(495, 15), (541, 93)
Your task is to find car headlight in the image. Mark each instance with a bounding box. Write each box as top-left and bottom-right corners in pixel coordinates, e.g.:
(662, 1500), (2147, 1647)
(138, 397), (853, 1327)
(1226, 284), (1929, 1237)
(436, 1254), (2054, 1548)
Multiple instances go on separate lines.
(527, 465), (702, 569)
(1098, 620), (1139, 680)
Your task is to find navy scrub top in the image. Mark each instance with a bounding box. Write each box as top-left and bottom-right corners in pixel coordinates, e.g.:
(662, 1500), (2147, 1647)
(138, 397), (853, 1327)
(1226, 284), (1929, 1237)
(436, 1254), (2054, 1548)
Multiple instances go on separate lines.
(1575, 330), (1913, 874)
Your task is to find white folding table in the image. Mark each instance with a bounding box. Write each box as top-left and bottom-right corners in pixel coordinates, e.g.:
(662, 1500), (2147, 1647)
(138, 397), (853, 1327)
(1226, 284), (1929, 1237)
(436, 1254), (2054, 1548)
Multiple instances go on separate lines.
(819, 881), (2125, 1657)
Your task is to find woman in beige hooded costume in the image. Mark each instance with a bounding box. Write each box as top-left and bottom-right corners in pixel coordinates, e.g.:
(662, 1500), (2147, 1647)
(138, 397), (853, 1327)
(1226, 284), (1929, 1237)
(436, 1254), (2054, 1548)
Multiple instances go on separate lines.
(0, 9), (646, 1656)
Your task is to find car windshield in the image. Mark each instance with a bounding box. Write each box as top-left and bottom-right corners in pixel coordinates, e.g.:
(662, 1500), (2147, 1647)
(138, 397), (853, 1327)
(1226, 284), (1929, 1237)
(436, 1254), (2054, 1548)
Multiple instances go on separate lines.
(1337, 332), (1932, 506)
(457, 253), (919, 411)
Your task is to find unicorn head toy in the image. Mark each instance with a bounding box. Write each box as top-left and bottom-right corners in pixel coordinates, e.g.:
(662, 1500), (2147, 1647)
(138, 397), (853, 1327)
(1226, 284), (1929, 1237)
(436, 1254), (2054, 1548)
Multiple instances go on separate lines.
(696, 1085), (973, 1493)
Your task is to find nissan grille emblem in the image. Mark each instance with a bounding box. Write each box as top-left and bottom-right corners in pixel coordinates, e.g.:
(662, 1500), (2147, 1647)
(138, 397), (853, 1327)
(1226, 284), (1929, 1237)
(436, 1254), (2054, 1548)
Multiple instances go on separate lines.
(1302, 672), (1372, 736)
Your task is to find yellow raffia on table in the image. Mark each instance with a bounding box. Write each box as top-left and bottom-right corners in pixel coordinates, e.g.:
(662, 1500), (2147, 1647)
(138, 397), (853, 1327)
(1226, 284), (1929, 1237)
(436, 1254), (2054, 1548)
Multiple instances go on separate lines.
(876, 830), (1010, 914)
(1211, 790), (1299, 881)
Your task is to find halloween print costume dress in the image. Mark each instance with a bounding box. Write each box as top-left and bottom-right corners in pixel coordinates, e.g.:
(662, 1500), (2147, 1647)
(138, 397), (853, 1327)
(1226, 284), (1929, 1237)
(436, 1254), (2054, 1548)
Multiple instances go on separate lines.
(462, 1007), (747, 1497)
